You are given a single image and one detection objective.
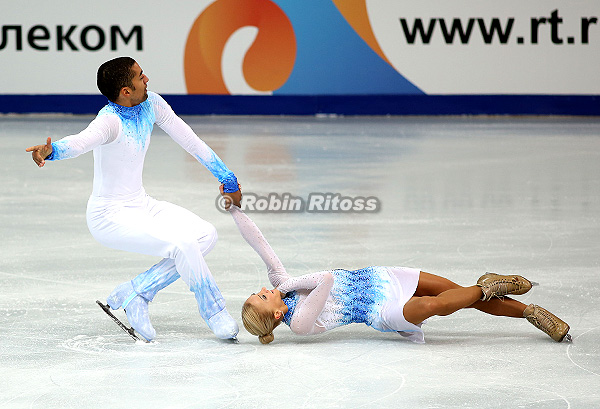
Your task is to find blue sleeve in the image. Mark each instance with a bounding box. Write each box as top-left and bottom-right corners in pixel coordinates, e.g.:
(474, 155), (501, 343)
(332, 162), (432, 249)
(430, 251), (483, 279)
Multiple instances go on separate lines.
(195, 151), (239, 193)
(151, 91), (239, 192)
(46, 141), (69, 161)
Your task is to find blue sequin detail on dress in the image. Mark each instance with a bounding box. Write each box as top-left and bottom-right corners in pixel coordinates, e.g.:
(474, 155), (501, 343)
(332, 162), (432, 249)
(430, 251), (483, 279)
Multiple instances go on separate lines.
(281, 268), (388, 330)
(282, 291), (299, 326)
(330, 267), (388, 326)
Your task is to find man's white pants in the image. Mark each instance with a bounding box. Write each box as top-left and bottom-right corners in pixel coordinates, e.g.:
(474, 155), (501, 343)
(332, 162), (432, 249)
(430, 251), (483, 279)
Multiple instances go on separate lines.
(86, 191), (225, 320)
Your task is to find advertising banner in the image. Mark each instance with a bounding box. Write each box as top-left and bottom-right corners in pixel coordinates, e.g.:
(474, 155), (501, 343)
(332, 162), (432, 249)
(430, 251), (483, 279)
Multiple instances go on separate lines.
(1, 1), (598, 113)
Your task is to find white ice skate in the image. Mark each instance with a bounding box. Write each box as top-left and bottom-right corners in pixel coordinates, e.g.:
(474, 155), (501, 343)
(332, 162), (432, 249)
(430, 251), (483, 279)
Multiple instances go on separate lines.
(106, 281), (156, 342)
(207, 309), (239, 341)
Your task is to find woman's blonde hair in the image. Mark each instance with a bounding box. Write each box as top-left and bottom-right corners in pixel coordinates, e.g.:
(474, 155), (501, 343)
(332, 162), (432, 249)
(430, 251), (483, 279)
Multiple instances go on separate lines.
(241, 299), (282, 344)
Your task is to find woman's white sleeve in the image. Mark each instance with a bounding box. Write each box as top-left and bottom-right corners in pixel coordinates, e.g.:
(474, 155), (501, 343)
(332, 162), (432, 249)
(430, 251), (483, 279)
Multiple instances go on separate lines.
(284, 272), (334, 335)
(228, 206), (291, 288)
(152, 93), (237, 191)
(47, 115), (118, 161)
(277, 271), (329, 294)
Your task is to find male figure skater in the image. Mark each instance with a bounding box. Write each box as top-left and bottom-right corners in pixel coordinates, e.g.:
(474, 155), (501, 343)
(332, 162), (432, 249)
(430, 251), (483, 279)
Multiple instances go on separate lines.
(26, 57), (241, 341)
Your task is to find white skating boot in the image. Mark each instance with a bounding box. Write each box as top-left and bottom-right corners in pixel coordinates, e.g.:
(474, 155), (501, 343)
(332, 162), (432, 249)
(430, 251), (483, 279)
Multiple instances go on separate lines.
(207, 309), (239, 340)
(107, 281), (156, 342)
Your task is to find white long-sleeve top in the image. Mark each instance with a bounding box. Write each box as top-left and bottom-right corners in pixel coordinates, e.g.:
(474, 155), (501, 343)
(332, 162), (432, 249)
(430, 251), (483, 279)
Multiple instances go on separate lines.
(47, 91), (237, 199)
(229, 206), (425, 342)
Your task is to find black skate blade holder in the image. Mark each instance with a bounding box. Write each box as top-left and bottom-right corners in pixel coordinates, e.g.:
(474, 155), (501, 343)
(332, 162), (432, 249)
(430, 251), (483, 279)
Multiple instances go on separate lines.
(96, 300), (149, 343)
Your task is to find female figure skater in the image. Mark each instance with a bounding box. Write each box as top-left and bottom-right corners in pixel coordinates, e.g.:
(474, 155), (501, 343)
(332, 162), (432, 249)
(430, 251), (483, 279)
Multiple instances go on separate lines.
(225, 201), (570, 345)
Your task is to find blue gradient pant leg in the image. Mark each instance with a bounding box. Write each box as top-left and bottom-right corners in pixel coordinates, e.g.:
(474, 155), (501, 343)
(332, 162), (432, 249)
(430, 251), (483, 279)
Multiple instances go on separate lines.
(88, 193), (237, 339)
(130, 200), (222, 300)
(133, 258), (180, 302)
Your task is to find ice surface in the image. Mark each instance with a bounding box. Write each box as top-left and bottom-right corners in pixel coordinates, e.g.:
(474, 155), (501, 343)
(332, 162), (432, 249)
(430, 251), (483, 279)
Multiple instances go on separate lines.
(2, 115), (599, 408)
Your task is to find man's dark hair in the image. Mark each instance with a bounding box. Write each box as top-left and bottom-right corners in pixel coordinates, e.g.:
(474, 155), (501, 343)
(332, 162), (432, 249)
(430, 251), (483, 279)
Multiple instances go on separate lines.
(97, 57), (136, 102)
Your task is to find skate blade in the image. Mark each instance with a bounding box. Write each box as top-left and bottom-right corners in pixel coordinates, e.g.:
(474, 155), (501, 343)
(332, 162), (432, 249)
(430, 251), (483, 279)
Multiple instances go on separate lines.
(530, 281), (539, 287)
(96, 300), (149, 343)
(563, 333), (573, 343)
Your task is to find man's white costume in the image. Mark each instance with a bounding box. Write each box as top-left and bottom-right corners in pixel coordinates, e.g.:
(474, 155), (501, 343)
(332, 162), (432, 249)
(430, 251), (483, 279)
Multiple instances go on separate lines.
(48, 91), (239, 340)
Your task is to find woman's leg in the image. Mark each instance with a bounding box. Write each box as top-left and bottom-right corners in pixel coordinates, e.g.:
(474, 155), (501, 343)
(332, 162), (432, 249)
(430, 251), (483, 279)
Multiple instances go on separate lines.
(412, 271), (461, 297)
(404, 284), (482, 325)
(469, 298), (527, 318)
(404, 272), (527, 325)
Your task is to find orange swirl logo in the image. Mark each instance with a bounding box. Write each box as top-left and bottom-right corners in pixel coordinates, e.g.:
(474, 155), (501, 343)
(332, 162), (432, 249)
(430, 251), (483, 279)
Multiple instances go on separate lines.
(184, 0), (296, 95)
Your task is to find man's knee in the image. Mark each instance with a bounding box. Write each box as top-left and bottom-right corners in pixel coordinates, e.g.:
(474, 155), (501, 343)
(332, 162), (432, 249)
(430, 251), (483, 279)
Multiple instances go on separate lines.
(170, 223), (217, 258)
(197, 223), (218, 253)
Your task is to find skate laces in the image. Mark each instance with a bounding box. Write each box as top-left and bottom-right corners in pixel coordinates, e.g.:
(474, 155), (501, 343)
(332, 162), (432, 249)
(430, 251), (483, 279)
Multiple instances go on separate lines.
(528, 307), (557, 334)
(480, 274), (531, 301)
(526, 305), (570, 342)
(481, 279), (512, 300)
(491, 277), (524, 293)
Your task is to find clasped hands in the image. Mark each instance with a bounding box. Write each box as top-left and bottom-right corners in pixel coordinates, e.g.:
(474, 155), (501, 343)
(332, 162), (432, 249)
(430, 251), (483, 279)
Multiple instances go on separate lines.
(219, 184), (242, 210)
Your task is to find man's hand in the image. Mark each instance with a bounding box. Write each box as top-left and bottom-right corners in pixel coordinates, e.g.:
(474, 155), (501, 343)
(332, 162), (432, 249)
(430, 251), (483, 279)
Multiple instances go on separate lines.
(219, 183), (242, 210)
(26, 137), (53, 168)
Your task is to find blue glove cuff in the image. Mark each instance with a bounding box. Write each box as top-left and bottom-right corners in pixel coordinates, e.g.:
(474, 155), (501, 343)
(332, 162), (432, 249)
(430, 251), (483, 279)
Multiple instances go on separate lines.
(222, 174), (239, 193)
(46, 143), (57, 161)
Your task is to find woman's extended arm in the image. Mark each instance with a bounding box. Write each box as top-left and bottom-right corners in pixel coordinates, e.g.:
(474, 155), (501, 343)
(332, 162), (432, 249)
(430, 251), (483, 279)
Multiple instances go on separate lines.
(228, 205), (335, 335)
(228, 205), (291, 288)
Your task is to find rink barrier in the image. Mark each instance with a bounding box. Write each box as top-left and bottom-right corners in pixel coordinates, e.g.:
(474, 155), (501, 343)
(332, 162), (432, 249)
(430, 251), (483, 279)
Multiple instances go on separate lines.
(1, 94), (598, 116)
